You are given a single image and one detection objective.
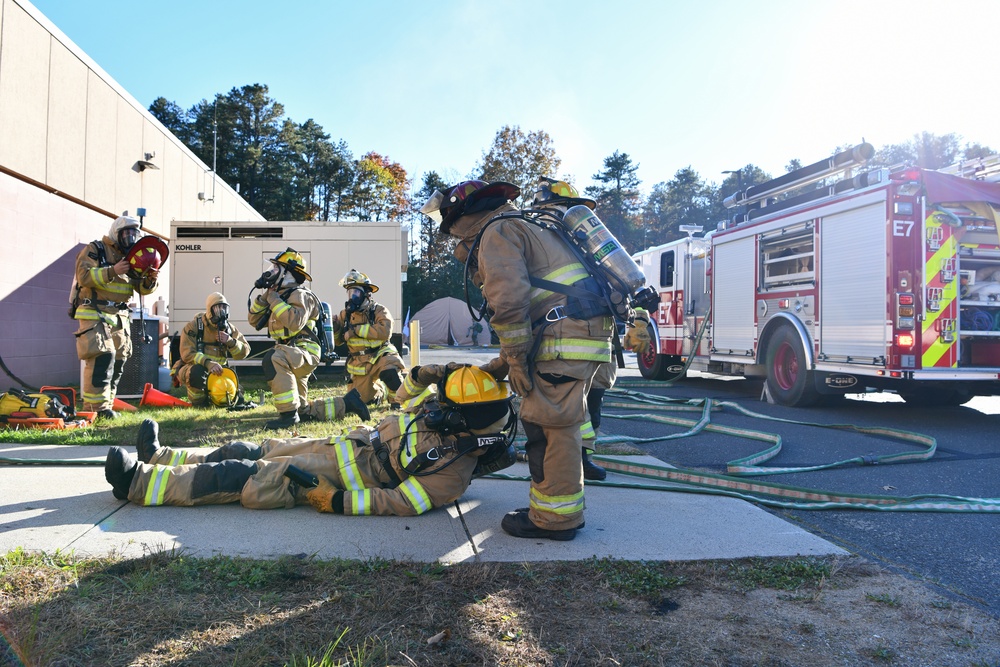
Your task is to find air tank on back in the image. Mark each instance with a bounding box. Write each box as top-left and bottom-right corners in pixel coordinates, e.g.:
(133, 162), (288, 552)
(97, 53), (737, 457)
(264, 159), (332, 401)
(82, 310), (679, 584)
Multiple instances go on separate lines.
(561, 205), (646, 294)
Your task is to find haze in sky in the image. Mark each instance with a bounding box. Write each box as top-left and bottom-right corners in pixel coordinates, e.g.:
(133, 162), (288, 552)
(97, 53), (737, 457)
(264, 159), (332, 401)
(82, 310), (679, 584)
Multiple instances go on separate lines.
(28, 0), (1000, 195)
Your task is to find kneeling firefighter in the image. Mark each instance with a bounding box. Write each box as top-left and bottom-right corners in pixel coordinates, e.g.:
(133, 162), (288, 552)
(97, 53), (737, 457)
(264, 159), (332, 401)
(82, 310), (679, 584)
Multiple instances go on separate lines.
(420, 180), (616, 541)
(248, 249), (324, 429)
(172, 292), (252, 407)
(331, 269), (406, 407)
(104, 364), (516, 517)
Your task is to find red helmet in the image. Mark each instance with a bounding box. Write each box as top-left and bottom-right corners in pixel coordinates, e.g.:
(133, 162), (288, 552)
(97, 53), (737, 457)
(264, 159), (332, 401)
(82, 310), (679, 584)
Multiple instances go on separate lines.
(126, 235), (169, 277)
(420, 180), (520, 234)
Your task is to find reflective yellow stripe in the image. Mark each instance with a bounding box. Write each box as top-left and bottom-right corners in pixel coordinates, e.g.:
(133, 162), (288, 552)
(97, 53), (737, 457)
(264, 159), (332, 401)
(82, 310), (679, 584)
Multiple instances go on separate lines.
(169, 450), (188, 466)
(535, 337), (612, 362)
(921, 232), (958, 368)
(347, 489), (373, 515)
(295, 339), (321, 357)
(144, 466), (171, 506)
(396, 414), (418, 468)
(400, 387), (433, 412)
(399, 477), (432, 514)
(493, 321), (531, 346)
(580, 420), (595, 440)
(335, 438), (364, 490)
(272, 301), (291, 318)
(529, 486), (585, 515)
(530, 262), (590, 305)
(273, 389), (296, 410)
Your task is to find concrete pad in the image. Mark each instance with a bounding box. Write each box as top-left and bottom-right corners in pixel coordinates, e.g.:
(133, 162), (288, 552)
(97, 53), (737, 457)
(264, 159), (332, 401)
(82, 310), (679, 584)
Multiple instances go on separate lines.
(1, 445), (845, 563)
(460, 458), (847, 561)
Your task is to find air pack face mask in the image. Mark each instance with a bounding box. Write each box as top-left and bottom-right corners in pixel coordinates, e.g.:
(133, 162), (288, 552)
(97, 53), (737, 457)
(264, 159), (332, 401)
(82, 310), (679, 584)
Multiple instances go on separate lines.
(346, 287), (366, 311)
(210, 303), (230, 328)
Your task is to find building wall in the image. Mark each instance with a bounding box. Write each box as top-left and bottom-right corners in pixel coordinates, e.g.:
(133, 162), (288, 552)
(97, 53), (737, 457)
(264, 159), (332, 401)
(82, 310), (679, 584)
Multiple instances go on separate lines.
(0, 0), (265, 387)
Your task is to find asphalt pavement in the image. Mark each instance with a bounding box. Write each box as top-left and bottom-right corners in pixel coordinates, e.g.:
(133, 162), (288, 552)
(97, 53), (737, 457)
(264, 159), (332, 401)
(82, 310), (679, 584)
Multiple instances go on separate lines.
(0, 347), (845, 565)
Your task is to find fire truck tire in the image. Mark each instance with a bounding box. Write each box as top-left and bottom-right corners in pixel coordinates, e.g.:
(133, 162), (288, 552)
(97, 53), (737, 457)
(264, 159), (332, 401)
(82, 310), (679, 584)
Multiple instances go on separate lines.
(764, 325), (819, 407)
(637, 322), (686, 382)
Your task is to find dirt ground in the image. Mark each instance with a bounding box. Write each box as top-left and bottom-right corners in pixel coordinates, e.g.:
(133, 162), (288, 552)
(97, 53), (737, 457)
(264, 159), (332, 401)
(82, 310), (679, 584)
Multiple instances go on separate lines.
(2, 550), (1000, 667)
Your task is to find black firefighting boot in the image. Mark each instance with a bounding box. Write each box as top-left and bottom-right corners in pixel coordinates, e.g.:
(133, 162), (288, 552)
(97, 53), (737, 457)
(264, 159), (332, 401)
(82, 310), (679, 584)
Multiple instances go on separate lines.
(265, 411), (300, 430)
(136, 418), (160, 464)
(343, 388), (371, 421)
(501, 509), (578, 541)
(582, 450), (607, 481)
(105, 446), (138, 500)
(97, 409), (118, 421)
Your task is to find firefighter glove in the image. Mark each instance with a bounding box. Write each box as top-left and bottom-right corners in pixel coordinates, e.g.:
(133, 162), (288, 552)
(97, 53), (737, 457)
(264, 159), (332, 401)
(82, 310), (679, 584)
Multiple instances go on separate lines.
(306, 479), (338, 513)
(478, 356), (510, 381)
(624, 323), (651, 356)
(412, 364), (446, 386)
(504, 350), (533, 396)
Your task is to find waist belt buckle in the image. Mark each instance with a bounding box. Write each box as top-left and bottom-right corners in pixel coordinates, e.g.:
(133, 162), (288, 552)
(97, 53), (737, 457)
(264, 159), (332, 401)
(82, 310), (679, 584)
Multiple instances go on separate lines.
(546, 306), (568, 323)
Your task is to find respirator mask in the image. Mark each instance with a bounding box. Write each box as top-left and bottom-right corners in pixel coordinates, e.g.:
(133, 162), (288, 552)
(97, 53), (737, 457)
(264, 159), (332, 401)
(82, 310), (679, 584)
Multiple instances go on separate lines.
(209, 302), (230, 329)
(346, 287), (366, 312)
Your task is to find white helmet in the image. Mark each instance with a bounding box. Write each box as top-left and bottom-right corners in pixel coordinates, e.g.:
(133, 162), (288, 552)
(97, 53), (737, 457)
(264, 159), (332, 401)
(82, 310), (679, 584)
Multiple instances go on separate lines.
(109, 215), (142, 251)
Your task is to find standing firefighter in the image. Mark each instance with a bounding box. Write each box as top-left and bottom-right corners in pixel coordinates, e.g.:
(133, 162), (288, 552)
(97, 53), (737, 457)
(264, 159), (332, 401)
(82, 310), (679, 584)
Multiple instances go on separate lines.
(530, 178), (652, 480)
(332, 269), (406, 407)
(420, 180), (613, 541)
(104, 365), (516, 516)
(173, 292), (251, 407)
(248, 249), (323, 430)
(71, 215), (160, 419)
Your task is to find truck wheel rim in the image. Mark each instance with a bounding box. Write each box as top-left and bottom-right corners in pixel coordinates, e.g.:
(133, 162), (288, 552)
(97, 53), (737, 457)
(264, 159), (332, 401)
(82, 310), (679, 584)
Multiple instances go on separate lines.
(774, 342), (798, 390)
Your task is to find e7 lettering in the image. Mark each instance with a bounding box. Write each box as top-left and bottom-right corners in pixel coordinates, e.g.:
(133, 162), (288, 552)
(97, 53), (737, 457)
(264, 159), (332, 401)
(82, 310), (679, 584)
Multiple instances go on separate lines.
(892, 220), (913, 237)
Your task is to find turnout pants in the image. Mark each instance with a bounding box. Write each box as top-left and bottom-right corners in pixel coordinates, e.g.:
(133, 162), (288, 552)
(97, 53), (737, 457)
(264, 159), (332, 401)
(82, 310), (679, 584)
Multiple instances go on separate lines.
(347, 351), (405, 404)
(76, 318), (132, 411)
(267, 344), (319, 413)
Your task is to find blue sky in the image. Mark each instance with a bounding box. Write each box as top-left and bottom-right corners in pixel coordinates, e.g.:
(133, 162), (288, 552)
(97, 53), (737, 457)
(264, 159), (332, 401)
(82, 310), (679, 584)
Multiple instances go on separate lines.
(29, 0), (1000, 196)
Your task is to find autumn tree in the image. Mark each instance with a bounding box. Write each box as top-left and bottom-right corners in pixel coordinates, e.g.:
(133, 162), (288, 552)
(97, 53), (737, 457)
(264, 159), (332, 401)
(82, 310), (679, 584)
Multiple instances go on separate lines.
(476, 125), (561, 204)
(585, 150), (643, 249)
(642, 167), (715, 246)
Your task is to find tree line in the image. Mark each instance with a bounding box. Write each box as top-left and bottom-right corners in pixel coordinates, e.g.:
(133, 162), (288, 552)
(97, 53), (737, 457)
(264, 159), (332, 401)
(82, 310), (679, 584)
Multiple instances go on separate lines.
(150, 83), (995, 315)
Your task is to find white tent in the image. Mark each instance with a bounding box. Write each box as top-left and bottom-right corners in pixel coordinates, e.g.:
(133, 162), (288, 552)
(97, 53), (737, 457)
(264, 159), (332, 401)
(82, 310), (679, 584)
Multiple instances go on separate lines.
(410, 297), (481, 346)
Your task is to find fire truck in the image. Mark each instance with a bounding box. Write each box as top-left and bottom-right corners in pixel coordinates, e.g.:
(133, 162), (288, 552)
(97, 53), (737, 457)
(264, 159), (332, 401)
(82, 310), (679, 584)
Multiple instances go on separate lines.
(634, 142), (1000, 407)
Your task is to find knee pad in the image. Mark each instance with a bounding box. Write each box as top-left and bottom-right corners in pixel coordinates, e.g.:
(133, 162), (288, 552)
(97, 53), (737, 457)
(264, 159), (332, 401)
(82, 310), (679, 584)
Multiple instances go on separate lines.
(522, 422), (547, 483)
(261, 350), (276, 382)
(189, 364), (210, 389)
(379, 368), (403, 392)
(192, 460), (258, 499)
(91, 352), (115, 388)
(205, 441), (264, 463)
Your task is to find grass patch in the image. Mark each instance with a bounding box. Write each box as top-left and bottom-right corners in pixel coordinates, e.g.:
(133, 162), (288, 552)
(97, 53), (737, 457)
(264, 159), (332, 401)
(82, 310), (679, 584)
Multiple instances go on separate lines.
(865, 592), (902, 607)
(587, 556), (686, 598)
(727, 556), (831, 591)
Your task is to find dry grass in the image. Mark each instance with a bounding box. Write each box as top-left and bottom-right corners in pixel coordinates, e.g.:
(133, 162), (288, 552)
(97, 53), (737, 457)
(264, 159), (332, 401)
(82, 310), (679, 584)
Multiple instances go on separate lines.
(2, 550), (999, 667)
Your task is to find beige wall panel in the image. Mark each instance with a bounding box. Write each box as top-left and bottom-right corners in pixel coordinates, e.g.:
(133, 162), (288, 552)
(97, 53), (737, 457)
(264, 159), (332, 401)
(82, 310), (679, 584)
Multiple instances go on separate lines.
(180, 156), (199, 221)
(84, 69), (117, 211)
(160, 140), (183, 224)
(46, 40), (88, 198)
(114, 96), (142, 214)
(139, 118), (165, 231)
(0, 2), (49, 180)
(221, 190), (239, 221)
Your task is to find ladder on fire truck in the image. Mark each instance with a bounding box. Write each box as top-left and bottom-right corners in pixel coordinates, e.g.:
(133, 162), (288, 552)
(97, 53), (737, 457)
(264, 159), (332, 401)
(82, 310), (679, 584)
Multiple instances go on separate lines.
(939, 154), (1000, 183)
(723, 142), (876, 225)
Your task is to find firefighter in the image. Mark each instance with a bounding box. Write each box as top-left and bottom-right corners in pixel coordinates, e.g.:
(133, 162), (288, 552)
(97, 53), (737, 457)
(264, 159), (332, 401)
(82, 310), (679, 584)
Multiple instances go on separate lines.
(331, 269), (406, 407)
(248, 249), (324, 429)
(103, 364), (516, 517)
(530, 178), (652, 480)
(71, 215), (159, 419)
(420, 180), (613, 541)
(172, 292), (251, 407)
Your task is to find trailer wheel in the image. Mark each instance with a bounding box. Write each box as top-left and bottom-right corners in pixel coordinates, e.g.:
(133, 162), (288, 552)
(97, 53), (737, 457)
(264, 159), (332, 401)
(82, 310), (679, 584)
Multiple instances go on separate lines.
(636, 321), (686, 381)
(765, 326), (819, 407)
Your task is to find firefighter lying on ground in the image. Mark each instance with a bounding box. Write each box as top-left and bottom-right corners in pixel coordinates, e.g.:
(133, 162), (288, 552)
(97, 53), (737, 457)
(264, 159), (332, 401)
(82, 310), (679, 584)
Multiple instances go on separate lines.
(331, 269), (407, 407)
(103, 364), (516, 516)
(71, 215), (160, 419)
(171, 292), (251, 407)
(420, 180), (614, 541)
(248, 249), (328, 430)
(530, 177), (649, 481)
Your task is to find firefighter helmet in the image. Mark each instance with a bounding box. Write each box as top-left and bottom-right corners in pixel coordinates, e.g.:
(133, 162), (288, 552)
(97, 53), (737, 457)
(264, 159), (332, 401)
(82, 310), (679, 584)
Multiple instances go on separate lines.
(269, 248), (312, 282)
(339, 269), (379, 293)
(532, 177), (596, 210)
(110, 215), (142, 252)
(419, 180), (521, 234)
(444, 365), (511, 405)
(206, 367), (239, 408)
(125, 235), (169, 278)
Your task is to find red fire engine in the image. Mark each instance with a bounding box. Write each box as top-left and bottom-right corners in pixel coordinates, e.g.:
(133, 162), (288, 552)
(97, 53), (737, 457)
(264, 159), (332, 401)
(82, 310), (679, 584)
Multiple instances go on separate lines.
(634, 143), (1000, 407)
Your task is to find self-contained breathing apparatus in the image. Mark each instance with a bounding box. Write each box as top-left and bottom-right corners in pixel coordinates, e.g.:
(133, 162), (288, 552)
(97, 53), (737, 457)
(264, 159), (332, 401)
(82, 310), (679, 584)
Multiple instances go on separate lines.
(67, 241), (108, 319)
(462, 205), (659, 367)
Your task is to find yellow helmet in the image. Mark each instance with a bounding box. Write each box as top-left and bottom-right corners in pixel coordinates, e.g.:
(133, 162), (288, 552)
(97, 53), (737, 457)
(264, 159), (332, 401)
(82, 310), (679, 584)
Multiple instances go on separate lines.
(207, 367), (239, 407)
(444, 365), (510, 405)
(269, 248), (312, 281)
(339, 268), (379, 293)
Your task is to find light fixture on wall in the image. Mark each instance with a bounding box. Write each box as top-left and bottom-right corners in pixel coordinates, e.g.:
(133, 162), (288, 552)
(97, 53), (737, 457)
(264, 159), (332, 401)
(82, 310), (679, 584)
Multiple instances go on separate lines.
(135, 152), (159, 172)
